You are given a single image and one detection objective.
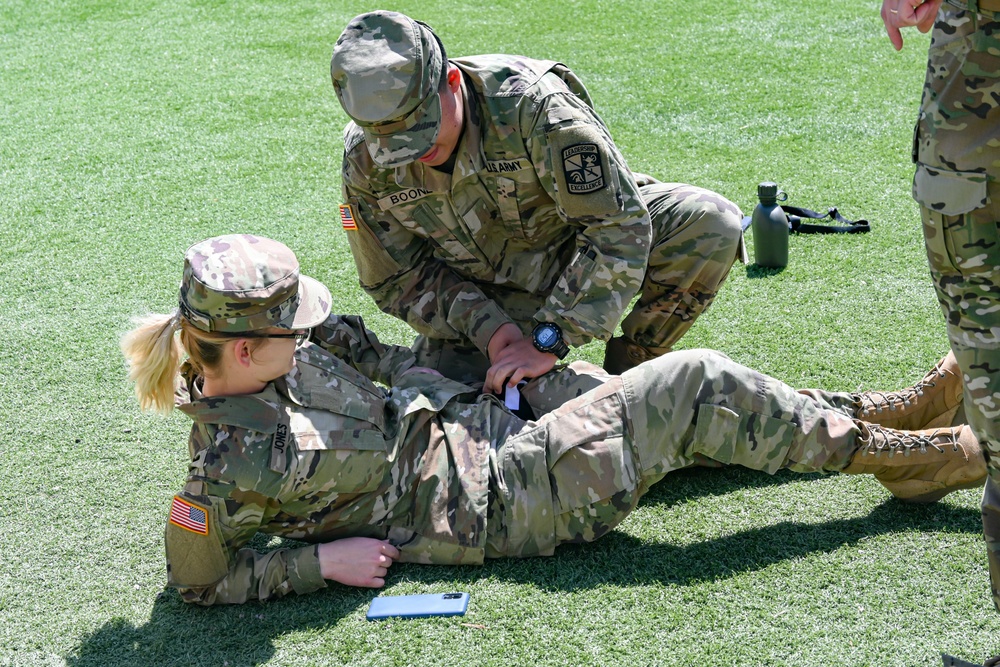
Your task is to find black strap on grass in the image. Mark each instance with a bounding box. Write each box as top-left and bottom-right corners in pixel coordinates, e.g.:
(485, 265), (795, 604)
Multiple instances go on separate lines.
(942, 653), (985, 667)
(740, 205), (871, 234)
(782, 205), (870, 234)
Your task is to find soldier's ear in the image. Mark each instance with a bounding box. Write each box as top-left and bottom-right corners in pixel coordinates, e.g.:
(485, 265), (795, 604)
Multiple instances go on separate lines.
(232, 339), (254, 369)
(446, 65), (460, 90)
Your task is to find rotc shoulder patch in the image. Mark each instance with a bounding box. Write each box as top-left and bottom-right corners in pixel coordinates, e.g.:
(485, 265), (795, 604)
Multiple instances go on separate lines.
(339, 204), (358, 231)
(562, 143), (604, 194)
(546, 120), (623, 219)
(169, 495), (209, 535)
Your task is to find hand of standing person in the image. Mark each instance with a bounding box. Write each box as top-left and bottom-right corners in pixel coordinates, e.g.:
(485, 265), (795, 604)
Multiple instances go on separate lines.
(881, 0), (943, 50)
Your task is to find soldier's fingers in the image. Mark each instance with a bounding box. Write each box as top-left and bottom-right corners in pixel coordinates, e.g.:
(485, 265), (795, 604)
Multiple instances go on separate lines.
(914, 0), (939, 31)
(507, 367), (527, 387)
(381, 543), (401, 559)
(483, 370), (498, 394)
(885, 23), (904, 50)
(483, 369), (498, 393)
(880, 0), (908, 49)
(486, 365), (511, 394)
(484, 362), (507, 393)
(494, 371), (513, 393)
(369, 577), (386, 588)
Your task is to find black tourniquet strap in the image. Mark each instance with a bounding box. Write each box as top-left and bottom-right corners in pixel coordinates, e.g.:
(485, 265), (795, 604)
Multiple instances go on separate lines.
(781, 205), (871, 234)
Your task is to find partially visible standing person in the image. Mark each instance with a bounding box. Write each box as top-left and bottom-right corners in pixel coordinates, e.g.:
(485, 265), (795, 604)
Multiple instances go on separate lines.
(329, 11), (745, 390)
(881, 0), (1000, 620)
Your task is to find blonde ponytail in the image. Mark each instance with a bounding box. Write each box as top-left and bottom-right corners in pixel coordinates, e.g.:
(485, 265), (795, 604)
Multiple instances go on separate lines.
(121, 310), (184, 415)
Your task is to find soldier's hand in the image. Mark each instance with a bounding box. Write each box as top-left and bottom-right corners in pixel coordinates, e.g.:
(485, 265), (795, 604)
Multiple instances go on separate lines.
(485, 339), (557, 394)
(318, 538), (399, 588)
(486, 322), (523, 362)
(881, 0), (942, 50)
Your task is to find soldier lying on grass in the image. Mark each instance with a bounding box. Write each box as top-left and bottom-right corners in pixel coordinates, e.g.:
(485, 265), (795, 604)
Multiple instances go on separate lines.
(121, 234), (983, 605)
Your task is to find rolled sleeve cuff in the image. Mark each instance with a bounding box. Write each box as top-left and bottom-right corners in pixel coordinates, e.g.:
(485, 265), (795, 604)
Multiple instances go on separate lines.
(535, 309), (601, 349)
(466, 301), (516, 357)
(553, 322), (592, 349)
(287, 545), (327, 595)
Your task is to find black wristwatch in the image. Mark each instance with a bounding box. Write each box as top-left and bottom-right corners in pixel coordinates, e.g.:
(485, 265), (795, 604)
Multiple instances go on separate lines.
(531, 322), (570, 359)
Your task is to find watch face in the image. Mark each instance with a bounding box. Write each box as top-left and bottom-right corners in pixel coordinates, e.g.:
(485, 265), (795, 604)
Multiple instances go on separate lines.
(536, 325), (558, 348)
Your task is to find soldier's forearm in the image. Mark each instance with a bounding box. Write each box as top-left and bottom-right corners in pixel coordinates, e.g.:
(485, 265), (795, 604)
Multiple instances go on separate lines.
(177, 545), (325, 605)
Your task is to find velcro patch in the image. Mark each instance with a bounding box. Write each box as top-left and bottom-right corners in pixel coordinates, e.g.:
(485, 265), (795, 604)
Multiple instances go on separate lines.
(169, 495), (209, 535)
(339, 204), (357, 231)
(376, 187), (432, 211)
(269, 422), (289, 473)
(165, 494), (229, 587)
(486, 158), (530, 174)
(547, 122), (623, 219)
(562, 143), (605, 193)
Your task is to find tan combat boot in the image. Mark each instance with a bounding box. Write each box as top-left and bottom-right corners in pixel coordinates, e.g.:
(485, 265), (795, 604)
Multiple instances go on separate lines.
(855, 352), (964, 431)
(842, 422), (987, 503)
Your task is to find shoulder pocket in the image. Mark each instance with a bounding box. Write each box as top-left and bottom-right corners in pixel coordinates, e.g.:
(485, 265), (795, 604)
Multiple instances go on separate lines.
(913, 164), (989, 216)
(165, 495), (230, 588)
(344, 204), (404, 288)
(545, 119), (624, 220)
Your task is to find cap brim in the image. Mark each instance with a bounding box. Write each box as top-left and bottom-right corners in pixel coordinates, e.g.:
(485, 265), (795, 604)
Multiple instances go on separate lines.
(281, 274), (332, 330)
(364, 93), (443, 168)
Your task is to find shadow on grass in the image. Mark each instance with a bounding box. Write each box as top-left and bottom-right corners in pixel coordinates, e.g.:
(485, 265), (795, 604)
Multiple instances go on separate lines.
(516, 496), (981, 591)
(745, 263), (786, 278)
(640, 463), (817, 506)
(66, 466), (981, 667)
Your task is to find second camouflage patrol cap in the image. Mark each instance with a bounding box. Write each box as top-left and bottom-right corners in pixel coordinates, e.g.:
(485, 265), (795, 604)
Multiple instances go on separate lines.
(179, 234), (332, 333)
(330, 11), (445, 167)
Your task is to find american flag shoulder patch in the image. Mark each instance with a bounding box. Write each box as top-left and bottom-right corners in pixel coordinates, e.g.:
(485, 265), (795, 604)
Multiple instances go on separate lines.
(339, 204), (357, 231)
(169, 495), (209, 535)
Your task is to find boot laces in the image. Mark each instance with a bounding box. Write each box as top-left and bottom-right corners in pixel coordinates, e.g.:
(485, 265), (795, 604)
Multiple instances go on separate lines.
(859, 424), (956, 456)
(857, 359), (947, 415)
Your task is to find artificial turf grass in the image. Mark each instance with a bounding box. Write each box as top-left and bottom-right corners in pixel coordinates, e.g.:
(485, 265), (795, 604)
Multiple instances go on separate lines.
(2, 0), (998, 665)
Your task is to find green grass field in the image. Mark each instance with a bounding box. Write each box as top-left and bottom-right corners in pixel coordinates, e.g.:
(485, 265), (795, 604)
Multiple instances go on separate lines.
(2, 1), (998, 665)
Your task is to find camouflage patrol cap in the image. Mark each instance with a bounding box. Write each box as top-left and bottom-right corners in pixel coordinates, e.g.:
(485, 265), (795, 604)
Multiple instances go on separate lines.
(331, 11), (446, 167)
(179, 234), (332, 333)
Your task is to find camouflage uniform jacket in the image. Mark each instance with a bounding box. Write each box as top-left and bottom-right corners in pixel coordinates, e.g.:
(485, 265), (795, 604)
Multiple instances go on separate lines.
(912, 2), (1000, 215)
(165, 315), (493, 605)
(340, 55), (653, 353)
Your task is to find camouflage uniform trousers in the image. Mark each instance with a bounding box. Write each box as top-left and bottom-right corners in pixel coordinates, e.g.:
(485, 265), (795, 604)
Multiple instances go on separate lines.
(413, 183), (745, 383)
(920, 181), (1000, 611)
(621, 182), (745, 355)
(481, 349), (859, 558)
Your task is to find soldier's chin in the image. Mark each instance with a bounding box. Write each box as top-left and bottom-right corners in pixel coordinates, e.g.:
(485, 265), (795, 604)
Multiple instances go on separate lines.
(417, 146), (442, 165)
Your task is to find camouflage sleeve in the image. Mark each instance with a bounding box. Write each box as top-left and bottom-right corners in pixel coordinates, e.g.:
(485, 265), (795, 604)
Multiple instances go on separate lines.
(522, 79), (652, 346)
(341, 136), (516, 356)
(309, 313), (418, 385)
(166, 486), (326, 606)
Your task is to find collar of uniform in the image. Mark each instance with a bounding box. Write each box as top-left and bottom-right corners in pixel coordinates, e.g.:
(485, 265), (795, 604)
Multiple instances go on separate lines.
(177, 383), (282, 433)
(453, 78), (485, 184)
(394, 160), (450, 192)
